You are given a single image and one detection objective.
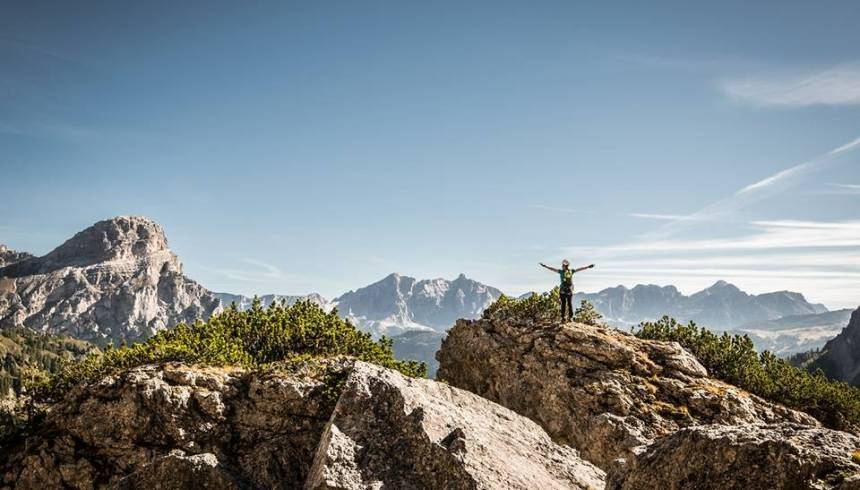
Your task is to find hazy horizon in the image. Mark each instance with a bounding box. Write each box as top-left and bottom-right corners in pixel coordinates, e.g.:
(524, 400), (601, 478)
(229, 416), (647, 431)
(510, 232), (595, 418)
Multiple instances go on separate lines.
(2, 2), (858, 308)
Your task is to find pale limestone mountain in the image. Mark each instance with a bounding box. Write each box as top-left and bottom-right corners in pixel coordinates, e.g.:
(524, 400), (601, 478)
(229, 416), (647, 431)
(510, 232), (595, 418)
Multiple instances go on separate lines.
(572, 280), (827, 330)
(0, 216), (219, 344)
(332, 272), (502, 337)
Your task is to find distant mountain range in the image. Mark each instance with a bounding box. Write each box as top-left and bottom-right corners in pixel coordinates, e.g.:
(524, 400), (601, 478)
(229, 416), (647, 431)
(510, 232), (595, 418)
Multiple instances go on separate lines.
(333, 273), (502, 337)
(2, 216), (849, 376)
(216, 273), (501, 338)
(731, 309), (854, 356)
(569, 280), (827, 330)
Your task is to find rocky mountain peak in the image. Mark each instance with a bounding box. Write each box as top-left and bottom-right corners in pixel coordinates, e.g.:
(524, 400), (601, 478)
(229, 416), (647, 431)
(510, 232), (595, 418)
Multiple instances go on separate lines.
(46, 216), (169, 268)
(0, 216), (217, 343)
(697, 280), (743, 296)
(333, 273), (502, 336)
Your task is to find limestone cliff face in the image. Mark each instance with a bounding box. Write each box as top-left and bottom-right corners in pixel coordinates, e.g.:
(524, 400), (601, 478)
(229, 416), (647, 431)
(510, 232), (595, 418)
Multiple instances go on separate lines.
(0, 217), (219, 343)
(810, 306), (860, 385)
(437, 317), (817, 469)
(0, 361), (604, 490)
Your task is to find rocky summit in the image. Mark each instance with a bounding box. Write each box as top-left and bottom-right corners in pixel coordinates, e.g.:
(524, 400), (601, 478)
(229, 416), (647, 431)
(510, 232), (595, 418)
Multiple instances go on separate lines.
(0, 217), (219, 344)
(0, 361), (604, 490)
(437, 317), (860, 488)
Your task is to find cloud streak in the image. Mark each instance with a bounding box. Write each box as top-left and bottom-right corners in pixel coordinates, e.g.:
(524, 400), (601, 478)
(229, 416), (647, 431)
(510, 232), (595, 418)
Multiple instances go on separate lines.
(720, 64), (860, 107)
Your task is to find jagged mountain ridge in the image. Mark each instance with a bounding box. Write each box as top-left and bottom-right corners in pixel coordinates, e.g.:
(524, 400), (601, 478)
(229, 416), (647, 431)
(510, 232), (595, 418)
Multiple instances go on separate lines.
(332, 272), (503, 337)
(807, 306), (860, 385)
(0, 217), (219, 344)
(219, 273), (502, 338)
(0, 246), (32, 269)
(572, 280), (827, 330)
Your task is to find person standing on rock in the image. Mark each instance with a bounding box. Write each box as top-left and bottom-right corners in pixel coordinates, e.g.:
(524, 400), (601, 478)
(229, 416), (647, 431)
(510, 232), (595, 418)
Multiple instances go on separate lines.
(539, 260), (595, 322)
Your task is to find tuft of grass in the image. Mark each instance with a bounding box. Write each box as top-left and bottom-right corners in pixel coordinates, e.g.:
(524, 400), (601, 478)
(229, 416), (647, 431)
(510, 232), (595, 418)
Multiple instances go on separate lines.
(652, 400), (691, 420)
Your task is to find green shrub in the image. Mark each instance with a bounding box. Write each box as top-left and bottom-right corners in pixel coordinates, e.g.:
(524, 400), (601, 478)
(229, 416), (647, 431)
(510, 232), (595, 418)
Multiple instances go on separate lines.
(483, 288), (562, 323)
(483, 290), (605, 327)
(574, 299), (603, 326)
(635, 316), (860, 432)
(38, 299), (426, 402)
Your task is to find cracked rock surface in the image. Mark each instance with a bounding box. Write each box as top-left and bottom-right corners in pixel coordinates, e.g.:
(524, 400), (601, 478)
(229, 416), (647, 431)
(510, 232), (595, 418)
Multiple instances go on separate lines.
(0, 216), (219, 344)
(437, 318), (819, 469)
(307, 362), (604, 490)
(1, 361), (604, 489)
(606, 423), (860, 490)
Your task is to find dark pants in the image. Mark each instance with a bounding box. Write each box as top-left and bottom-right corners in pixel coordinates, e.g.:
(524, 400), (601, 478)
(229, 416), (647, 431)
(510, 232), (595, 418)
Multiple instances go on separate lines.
(560, 291), (573, 321)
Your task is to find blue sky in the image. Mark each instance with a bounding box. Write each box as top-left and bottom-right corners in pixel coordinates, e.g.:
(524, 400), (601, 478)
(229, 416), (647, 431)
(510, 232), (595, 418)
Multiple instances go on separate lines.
(1, 1), (858, 307)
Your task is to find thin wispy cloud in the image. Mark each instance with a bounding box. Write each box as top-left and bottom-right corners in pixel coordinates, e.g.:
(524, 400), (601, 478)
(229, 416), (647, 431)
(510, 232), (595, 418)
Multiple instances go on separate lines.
(567, 220), (860, 255)
(720, 64), (860, 107)
(550, 135), (860, 307)
(825, 183), (860, 194)
(200, 258), (288, 283)
(527, 204), (594, 214)
(628, 213), (689, 221)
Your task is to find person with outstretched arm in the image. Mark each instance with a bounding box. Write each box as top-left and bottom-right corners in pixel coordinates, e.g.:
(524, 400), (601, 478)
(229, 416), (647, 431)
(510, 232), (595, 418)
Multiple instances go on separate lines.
(539, 260), (595, 322)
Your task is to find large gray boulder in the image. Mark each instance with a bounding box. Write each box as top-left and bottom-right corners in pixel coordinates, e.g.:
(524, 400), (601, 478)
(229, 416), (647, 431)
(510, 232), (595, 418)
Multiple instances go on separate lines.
(307, 361), (604, 490)
(1, 361), (604, 489)
(607, 423), (860, 490)
(0, 362), (340, 489)
(0, 216), (219, 343)
(437, 317), (818, 469)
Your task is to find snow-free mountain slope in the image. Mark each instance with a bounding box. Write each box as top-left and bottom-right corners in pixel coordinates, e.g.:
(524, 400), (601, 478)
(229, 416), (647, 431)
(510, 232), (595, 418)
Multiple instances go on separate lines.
(575, 280), (827, 329)
(0, 217), (219, 344)
(332, 272), (502, 337)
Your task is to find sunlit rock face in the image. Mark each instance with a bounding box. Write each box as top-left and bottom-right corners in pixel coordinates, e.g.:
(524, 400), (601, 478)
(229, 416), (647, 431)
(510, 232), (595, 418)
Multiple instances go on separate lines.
(438, 316), (818, 470)
(0, 216), (219, 344)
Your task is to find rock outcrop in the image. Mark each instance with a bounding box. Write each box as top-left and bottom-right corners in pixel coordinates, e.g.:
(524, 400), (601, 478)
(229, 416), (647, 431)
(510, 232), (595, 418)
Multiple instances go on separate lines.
(0, 217), (219, 343)
(0, 361), (604, 489)
(0, 246), (32, 269)
(308, 362), (604, 490)
(437, 318), (819, 469)
(606, 423), (860, 490)
(810, 306), (860, 385)
(1, 362), (338, 489)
